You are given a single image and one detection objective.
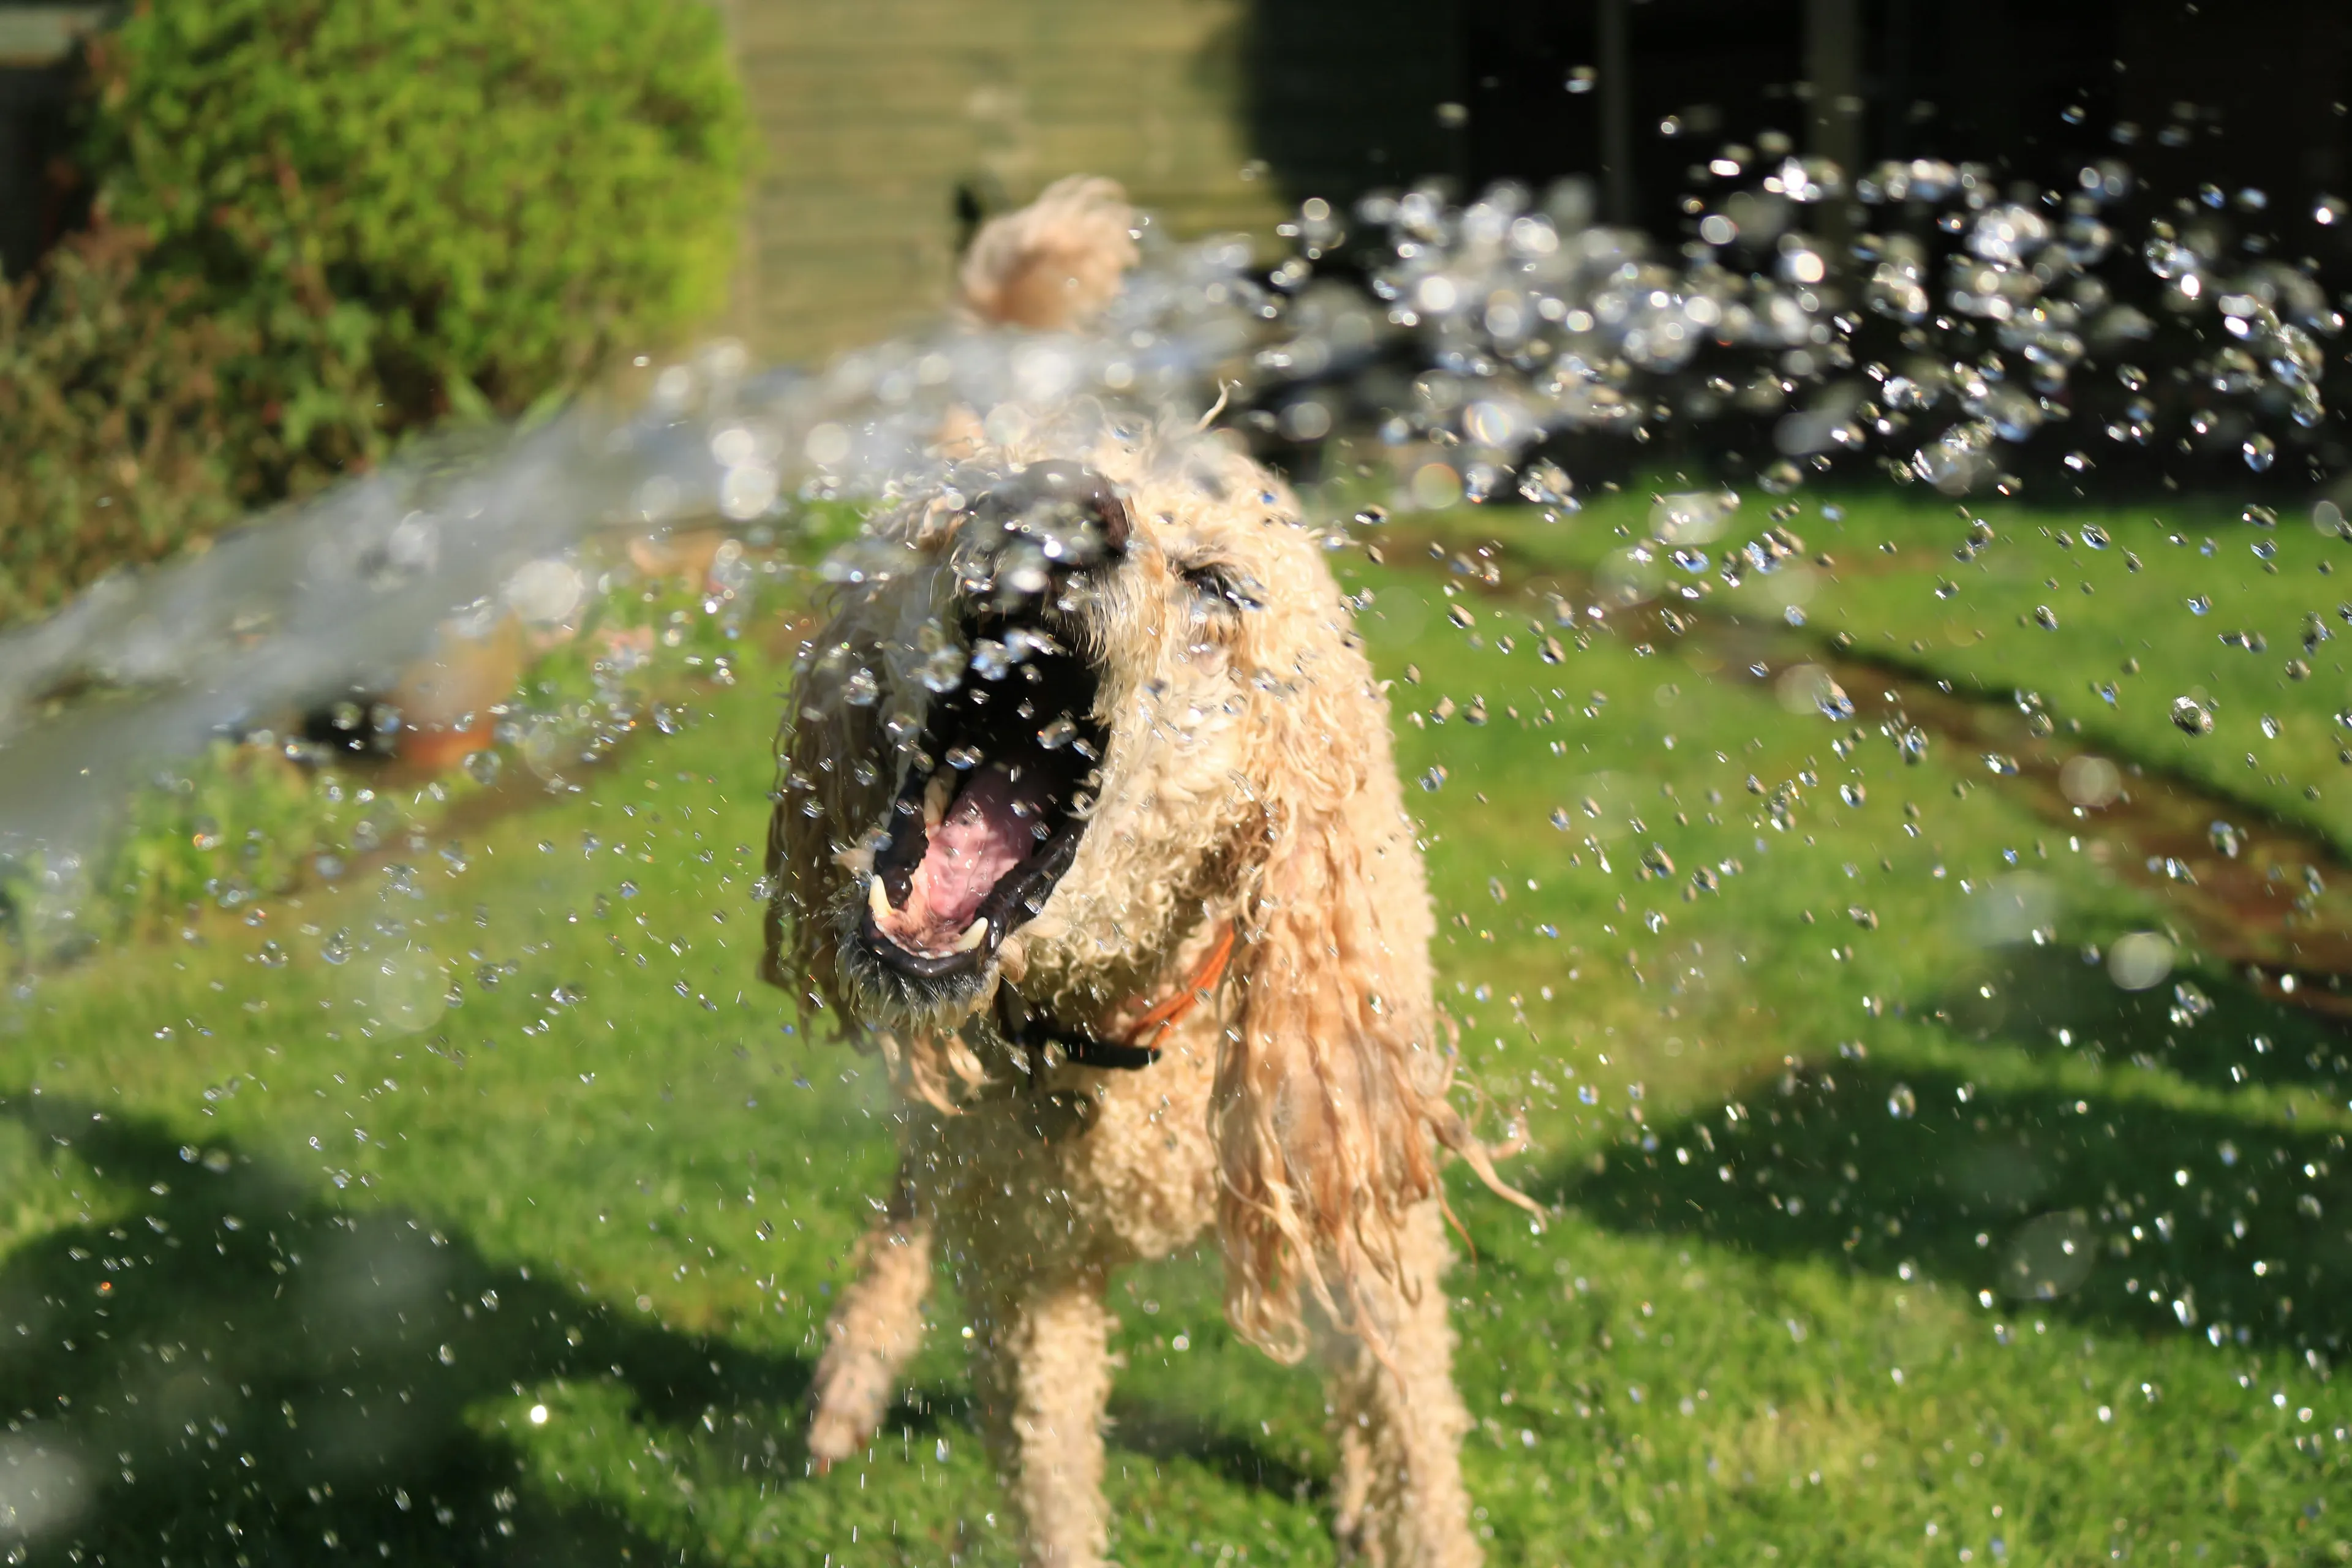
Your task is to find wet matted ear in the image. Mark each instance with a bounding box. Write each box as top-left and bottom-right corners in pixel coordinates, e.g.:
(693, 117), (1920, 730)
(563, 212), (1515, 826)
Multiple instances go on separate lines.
(1213, 647), (1537, 1360)
(760, 628), (896, 1018)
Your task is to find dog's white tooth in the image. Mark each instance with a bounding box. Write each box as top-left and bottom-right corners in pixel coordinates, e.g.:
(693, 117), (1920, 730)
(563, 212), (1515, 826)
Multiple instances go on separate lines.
(923, 772), (954, 827)
(868, 876), (892, 924)
(951, 920), (989, 952)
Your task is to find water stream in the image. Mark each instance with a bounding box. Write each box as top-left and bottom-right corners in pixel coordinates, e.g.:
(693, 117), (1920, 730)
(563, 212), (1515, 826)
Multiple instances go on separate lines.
(2, 157), (2335, 915)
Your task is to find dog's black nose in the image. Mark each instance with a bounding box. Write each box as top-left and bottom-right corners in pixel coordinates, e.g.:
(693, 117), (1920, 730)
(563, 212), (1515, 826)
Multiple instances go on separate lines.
(956, 462), (1129, 612)
(973, 461), (1129, 562)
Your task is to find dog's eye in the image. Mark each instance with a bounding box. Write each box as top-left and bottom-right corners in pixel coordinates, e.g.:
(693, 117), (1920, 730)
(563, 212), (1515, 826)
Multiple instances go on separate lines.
(1180, 562), (1263, 612)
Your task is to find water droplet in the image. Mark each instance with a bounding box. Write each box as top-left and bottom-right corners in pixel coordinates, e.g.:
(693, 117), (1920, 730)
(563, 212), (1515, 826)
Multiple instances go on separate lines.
(919, 645), (969, 694)
(970, 639), (1013, 681)
(2106, 931), (2175, 990)
(2001, 1212), (2097, 1300)
(1517, 459), (1572, 505)
(2171, 696), (2214, 735)
(374, 951), (450, 1034)
(2059, 755), (2119, 805)
(1887, 1084), (1917, 1118)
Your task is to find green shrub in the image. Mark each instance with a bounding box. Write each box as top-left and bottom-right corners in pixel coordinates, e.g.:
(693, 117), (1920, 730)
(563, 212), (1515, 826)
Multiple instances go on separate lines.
(79, 0), (750, 501)
(0, 222), (245, 623)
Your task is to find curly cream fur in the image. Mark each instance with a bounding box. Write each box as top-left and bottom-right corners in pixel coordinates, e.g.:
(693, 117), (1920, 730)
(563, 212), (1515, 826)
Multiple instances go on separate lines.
(957, 175), (1139, 331)
(763, 186), (1531, 1568)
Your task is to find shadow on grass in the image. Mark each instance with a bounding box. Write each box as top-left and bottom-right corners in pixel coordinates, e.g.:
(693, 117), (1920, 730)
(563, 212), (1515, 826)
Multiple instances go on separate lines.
(1934, 941), (2351, 1101)
(0, 1092), (816, 1566)
(0, 1095), (1325, 1564)
(1104, 1395), (1321, 1506)
(1556, 1056), (2352, 1361)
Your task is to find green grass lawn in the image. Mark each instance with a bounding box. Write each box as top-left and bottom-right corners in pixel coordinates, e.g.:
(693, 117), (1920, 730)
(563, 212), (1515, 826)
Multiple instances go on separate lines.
(0, 488), (2346, 1566)
(1407, 481), (2352, 854)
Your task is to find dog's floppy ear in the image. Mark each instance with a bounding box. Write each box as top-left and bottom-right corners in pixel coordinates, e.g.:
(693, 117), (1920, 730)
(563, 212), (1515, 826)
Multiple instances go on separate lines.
(760, 629), (884, 1015)
(1214, 643), (1536, 1360)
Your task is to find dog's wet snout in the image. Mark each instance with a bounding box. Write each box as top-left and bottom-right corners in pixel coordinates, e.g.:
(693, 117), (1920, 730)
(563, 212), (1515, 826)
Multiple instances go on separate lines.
(958, 462), (1129, 605)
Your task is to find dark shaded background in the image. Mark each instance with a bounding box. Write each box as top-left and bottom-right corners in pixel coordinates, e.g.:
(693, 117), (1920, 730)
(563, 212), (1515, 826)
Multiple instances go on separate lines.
(1244, 0), (2351, 254)
(7, 1), (2350, 321)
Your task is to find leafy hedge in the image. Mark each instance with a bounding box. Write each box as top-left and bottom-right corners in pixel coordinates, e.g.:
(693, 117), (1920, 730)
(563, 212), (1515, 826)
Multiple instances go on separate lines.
(0, 224), (246, 622)
(0, 0), (750, 623)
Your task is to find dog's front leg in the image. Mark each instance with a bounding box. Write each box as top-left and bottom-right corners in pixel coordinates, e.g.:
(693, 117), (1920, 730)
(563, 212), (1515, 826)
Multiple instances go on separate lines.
(809, 1180), (935, 1469)
(969, 1266), (1115, 1568)
(1324, 1199), (1481, 1568)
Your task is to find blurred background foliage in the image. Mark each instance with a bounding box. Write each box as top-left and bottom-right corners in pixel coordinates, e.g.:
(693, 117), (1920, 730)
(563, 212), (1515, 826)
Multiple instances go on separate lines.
(0, 0), (749, 626)
(0, 222), (245, 621)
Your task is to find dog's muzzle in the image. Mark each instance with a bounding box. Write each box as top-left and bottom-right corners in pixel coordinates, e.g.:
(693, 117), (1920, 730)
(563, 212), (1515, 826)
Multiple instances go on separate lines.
(852, 462), (1127, 996)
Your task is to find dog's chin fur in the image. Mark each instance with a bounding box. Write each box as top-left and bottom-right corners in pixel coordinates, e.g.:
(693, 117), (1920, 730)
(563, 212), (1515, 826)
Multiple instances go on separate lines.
(826, 886), (995, 1019)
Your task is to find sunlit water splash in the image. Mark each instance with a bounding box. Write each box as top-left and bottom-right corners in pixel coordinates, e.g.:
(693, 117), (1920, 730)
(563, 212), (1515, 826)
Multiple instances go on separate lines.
(0, 153), (2340, 902)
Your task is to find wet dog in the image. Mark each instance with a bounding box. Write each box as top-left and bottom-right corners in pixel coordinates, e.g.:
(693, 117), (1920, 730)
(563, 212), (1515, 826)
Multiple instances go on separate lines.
(763, 177), (1531, 1566)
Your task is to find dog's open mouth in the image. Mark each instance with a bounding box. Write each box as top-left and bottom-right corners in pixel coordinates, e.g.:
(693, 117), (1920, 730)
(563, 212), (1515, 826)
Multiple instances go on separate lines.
(859, 624), (1106, 979)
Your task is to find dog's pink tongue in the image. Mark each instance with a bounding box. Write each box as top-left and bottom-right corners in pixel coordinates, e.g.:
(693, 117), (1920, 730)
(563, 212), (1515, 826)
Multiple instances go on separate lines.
(878, 766), (1037, 952)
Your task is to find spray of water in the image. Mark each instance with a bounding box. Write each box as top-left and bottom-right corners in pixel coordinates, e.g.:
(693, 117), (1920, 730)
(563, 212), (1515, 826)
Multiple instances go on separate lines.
(0, 154), (2337, 907)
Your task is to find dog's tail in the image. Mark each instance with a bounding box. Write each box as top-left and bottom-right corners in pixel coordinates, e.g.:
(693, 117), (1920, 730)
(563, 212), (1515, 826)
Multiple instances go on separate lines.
(957, 175), (1137, 331)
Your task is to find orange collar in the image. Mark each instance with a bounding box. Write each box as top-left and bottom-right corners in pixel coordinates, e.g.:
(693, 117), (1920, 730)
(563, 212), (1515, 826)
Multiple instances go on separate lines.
(1119, 922), (1236, 1055)
(997, 922), (1235, 1072)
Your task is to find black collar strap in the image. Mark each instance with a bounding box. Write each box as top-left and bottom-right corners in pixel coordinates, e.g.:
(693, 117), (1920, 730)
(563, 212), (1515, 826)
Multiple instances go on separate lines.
(995, 986), (1162, 1072)
(990, 925), (1235, 1077)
